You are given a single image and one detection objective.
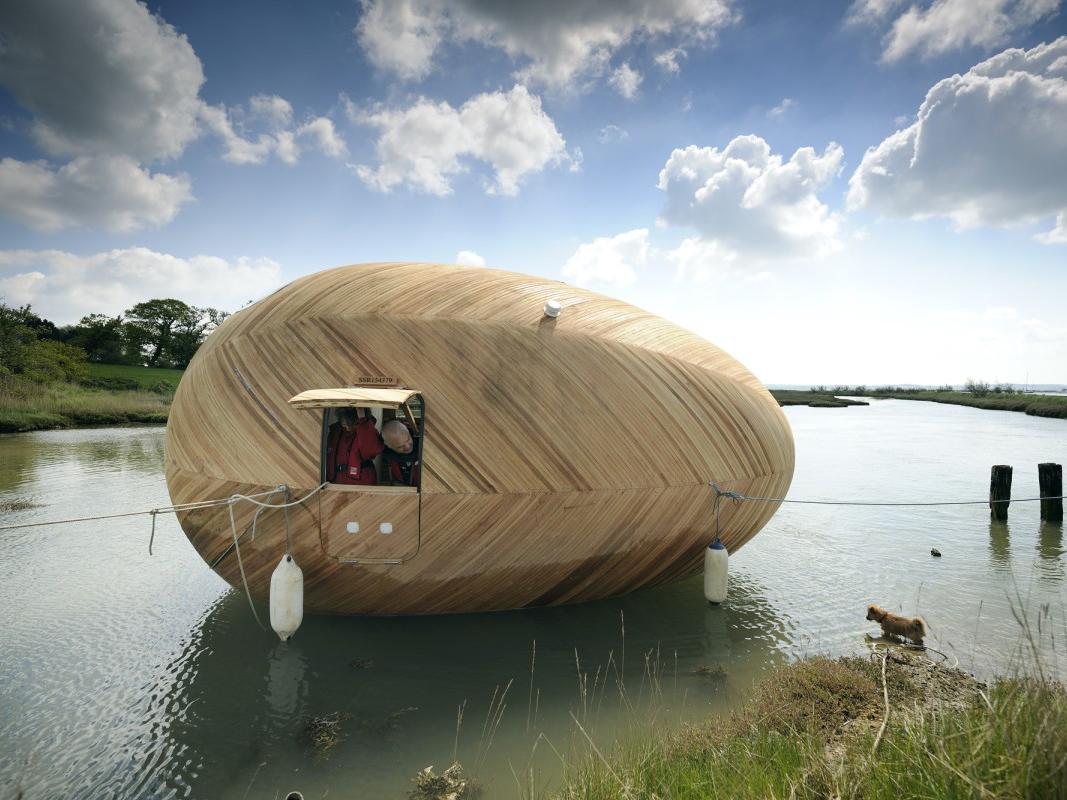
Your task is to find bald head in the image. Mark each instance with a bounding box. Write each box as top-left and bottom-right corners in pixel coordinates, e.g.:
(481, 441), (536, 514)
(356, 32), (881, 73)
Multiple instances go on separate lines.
(382, 419), (414, 453)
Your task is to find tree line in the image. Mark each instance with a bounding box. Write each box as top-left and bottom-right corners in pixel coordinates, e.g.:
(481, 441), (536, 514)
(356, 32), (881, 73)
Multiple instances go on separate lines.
(0, 298), (228, 385)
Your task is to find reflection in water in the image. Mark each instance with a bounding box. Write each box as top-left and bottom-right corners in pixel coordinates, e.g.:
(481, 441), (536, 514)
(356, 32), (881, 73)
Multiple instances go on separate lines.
(1, 403), (1066, 798)
(989, 519), (1011, 571)
(1037, 521), (1064, 580)
(0, 427), (166, 510)
(147, 572), (794, 799)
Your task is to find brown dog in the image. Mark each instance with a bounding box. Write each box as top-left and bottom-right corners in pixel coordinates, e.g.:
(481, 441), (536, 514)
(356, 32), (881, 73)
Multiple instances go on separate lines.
(866, 604), (927, 645)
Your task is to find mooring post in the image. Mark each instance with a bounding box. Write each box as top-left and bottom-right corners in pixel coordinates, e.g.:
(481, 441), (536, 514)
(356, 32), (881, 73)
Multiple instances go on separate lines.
(990, 465), (1012, 520)
(1038, 463), (1063, 522)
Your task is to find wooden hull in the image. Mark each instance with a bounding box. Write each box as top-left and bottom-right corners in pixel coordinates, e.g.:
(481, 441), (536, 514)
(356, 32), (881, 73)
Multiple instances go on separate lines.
(164, 263), (794, 614)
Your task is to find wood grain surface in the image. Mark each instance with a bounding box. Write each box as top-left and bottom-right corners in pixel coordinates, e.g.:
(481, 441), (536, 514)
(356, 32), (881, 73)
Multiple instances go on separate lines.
(165, 262), (794, 614)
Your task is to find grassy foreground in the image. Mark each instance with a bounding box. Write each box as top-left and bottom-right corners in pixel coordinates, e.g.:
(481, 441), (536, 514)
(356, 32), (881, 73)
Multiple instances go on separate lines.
(555, 651), (1067, 800)
(0, 364), (177, 433)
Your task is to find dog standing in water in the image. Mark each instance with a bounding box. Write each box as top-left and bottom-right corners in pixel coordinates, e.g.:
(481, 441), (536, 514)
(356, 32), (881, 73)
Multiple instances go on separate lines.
(866, 604), (927, 645)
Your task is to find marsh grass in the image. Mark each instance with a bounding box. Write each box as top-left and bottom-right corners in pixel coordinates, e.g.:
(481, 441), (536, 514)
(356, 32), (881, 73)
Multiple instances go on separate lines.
(552, 642), (1067, 800)
(0, 378), (170, 432)
(300, 711), (353, 760)
(773, 387), (1067, 419)
(0, 498), (43, 511)
(418, 604), (1065, 800)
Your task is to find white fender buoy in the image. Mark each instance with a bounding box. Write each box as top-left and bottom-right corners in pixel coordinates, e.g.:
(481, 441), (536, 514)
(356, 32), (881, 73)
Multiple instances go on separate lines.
(703, 537), (728, 604)
(270, 554), (303, 641)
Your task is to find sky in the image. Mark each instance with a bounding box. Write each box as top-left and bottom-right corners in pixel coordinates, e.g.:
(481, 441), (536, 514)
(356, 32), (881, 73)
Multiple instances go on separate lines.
(0, 0), (1065, 386)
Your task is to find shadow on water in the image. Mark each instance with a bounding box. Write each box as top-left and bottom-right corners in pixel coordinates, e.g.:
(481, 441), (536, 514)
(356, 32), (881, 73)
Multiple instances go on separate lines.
(153, 571), (796, 799)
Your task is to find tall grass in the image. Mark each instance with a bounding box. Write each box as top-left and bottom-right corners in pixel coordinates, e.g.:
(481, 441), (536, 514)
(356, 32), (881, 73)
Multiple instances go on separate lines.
(555, 654), (1067, 799)
(0, 377), (170, 432)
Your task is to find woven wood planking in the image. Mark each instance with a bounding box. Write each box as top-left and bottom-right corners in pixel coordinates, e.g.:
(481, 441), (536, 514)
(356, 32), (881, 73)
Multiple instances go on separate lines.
(165, 262), (794, 614)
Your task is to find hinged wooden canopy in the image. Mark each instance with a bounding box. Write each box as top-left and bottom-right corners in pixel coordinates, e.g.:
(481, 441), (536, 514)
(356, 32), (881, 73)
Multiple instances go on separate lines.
(287, 387), (419, 409)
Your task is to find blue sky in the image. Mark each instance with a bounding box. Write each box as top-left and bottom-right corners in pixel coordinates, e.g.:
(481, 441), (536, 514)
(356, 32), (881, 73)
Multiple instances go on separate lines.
(1, 0), (1064, 385)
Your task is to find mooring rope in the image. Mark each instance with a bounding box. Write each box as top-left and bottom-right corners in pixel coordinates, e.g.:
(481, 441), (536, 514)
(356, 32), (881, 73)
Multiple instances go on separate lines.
(708, 482), (1062, 507)
(218, 482), (326, 631)
(0, 483), (329, 532)
(228, 501), (266, 631)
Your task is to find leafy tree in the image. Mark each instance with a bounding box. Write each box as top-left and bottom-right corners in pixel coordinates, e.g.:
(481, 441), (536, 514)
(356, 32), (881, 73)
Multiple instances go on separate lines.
(65, 313), (133, 363)
(123, 299), (227, 368)
(0, 301), (88, 383)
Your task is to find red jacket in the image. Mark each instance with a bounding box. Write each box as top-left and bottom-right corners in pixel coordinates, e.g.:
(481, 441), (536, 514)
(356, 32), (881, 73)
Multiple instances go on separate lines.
(326, 416), (384, 485)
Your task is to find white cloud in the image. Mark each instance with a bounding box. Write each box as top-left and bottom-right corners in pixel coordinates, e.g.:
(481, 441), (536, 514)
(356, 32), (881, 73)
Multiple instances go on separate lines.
(0, 0), (345, 233)
(1035, 211), (1067, 243)
(299, 117), (348, 159)
(0, 0), (205, 161)
(609, 63), (643, 99)
(599, 124), (630, 143)
(658, 135), (845, 262)
(846, 0), (1062, 63)
(665, 237), (732, 281)
(562, 228), (648, 286)
(355, 0), (737, 90)
(847, 38), (1067, 242)
(0, 248), (284, 323)
(200, 98), (348, 165)
(767, 98), (797, 119)
(0, 156), (193, 232)
(352, 85), (570, 196)
(655, 47), (688, 73)
(355, 0), (449, 82)
(455, 250), (486, 266)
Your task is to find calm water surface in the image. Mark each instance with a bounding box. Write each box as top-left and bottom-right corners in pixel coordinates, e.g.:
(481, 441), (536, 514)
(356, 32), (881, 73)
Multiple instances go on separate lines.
(1, 400), (1064, 799)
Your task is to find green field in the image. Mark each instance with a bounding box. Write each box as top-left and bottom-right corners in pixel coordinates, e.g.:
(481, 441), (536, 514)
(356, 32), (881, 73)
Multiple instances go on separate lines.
(86, 363), (185, 390)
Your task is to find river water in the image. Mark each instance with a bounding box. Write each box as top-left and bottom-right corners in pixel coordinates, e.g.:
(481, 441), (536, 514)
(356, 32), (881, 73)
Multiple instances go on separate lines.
(0, 400), (1064, 799)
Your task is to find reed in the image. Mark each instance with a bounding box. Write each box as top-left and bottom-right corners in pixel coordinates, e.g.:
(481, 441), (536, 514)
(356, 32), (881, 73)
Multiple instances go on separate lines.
(554, 655), (1067, 799)
(0, 377), (170, 432)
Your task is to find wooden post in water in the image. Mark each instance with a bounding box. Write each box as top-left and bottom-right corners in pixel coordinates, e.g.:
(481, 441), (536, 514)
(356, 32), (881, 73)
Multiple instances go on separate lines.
(989, 465), (1012, 520)
(1039, 463), (1063, 522)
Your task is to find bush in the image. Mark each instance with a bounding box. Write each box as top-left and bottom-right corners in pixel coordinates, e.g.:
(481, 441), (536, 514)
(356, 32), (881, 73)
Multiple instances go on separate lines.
(80, 375), (141, 391)
(148, 379), (175, 395)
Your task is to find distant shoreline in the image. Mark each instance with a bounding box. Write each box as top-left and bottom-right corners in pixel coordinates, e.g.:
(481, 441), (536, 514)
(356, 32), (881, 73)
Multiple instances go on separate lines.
(771, 388), (1067, 419)
(5, 373), (1067, 434)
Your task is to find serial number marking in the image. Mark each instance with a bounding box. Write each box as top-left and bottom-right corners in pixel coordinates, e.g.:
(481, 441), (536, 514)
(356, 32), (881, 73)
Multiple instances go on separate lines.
(356, 375), (399, 385)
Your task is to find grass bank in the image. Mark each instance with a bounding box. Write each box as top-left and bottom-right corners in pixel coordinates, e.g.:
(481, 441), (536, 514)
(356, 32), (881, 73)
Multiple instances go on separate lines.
(770, 390), (869, 409)
(0, 367), (176, 433)
(772, 388), (1067, 419)
(556, 650), (1067, 800)
(870, 389), (1067, 419)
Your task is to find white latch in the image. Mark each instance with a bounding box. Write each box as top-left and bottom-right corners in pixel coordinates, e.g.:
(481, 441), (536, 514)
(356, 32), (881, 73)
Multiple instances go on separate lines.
(346, 521), (360, 534)
(379, 522), (393, 535)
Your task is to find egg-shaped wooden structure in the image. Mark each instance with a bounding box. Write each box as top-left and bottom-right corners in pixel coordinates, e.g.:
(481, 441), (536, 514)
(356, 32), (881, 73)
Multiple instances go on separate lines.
(165, 262), (794, 615)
